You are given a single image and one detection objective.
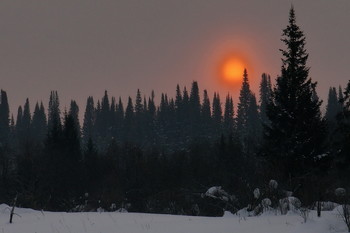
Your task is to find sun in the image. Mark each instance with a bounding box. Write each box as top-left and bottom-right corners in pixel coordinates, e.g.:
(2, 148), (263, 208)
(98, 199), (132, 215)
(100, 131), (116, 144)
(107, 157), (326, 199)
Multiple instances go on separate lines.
(221, 57), (245, 84)
(218, 55), (249, 87)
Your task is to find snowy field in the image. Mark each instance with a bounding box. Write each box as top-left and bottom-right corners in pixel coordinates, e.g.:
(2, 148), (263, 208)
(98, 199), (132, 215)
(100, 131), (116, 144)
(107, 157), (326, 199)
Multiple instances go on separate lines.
(0, 204), (347, 233)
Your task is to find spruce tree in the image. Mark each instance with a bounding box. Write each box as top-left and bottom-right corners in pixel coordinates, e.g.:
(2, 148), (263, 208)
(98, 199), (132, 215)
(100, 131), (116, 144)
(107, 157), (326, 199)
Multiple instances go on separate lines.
(82, 96), (95, 145)
(212, 92), (222, 137)
(134, 89), (144, 143)
(32, 102), (47, 144)
(116, 97), (125, 141)
(100, 90), (111, 138)
(325, 87), (340, 125)
(236, 69), (252, 142)
(69, 100), (81, 139)
(334, 81), (350, 187)
(48, 91), (62, 136)
(110, 97), (117, 139)
(223, 94), (234, 136)
(189, 81), (201, 137)
(124, 97), (134, 141)
(135, 89), (143, 116)
(22, 98), (32, 135)
(338, 85), (344, 109)
(259, 73), (272, 126)
(246, 94), (262, 148)
(264, 7), (327, 194)
(0, 90), (10, 145)
(16, 106), (23, 140)
(201, 90), (211, 119)
(175, 85), (182, 114)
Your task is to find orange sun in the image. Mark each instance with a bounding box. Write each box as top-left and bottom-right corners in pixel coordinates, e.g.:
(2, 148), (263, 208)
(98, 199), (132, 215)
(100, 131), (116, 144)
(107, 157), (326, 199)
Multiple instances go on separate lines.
(218, 55), (248, 87)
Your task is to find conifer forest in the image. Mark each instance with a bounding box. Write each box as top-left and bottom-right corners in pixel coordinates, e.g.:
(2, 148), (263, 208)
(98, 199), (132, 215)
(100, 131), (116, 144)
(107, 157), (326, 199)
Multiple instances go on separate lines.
(0, 8), (349, 217)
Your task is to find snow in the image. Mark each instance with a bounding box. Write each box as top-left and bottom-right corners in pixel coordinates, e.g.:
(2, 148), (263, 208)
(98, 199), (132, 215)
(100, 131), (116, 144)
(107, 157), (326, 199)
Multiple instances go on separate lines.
(204, 186), (233, 202)
(0, 204), (347, 233)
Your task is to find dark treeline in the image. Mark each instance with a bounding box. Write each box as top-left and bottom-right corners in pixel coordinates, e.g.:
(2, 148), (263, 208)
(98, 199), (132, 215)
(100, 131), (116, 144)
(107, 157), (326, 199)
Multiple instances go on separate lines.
(0, 7), (350, 216)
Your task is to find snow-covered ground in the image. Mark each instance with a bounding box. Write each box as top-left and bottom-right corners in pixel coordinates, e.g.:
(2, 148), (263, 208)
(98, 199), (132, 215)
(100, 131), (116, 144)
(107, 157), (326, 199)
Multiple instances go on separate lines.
(0, 204), (347, 233)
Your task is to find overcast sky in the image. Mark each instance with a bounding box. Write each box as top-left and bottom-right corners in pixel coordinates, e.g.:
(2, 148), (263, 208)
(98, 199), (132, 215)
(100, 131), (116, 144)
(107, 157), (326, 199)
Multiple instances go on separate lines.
(1, 0), (349, 117)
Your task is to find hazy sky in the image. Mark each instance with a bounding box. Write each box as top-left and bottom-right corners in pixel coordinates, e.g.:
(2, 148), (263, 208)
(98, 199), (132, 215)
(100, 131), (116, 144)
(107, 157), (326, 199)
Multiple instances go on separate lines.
(1, 0), (349, 117)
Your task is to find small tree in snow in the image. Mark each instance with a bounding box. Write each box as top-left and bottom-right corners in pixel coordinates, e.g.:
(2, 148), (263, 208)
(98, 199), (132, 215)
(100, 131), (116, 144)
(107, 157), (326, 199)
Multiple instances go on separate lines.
(335, 188), (350, 232)
(340, 204), (350, 232)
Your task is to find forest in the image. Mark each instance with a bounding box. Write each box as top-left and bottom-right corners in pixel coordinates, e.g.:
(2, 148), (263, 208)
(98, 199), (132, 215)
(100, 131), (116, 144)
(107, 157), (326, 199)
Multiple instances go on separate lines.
(0, 8), (349, 216)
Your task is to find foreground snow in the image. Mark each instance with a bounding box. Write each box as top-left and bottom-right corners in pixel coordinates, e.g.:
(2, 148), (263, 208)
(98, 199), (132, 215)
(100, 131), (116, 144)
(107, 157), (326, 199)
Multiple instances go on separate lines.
(0, 204), (347, 233)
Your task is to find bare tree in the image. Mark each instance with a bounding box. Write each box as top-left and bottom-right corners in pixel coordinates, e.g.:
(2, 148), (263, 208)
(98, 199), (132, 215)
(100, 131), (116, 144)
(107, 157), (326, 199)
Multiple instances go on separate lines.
(9, 195), (20, 224)
(339, 204), (350, 232)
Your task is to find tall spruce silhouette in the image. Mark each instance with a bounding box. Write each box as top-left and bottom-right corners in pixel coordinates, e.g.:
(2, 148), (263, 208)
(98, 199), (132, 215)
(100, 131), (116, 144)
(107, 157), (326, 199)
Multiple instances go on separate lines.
(48, 91), (62, 137)
(82, 96), (95, 145)
(212, 92), (222, 137)
(236, 69), (253, 144)
(264, 7), (326, 192)
(223, 94), (234, 136)
(32, 102), (47, 144)
(0, 90), (10, 145)
(259, 73), (272, 127)
(325, 87), (341, 126)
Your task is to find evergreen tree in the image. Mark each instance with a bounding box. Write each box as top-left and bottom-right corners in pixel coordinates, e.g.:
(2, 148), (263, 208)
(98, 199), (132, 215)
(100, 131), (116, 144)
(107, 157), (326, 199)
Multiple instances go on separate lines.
(115, 97), (125, 141)
(82, 96), (95, 145)
(264, 7), (327, 198)
(134, 89), (144, 143)
(212, 92), (222, 137)
(259, 73), (272, 126)
(334, 81), (350, 188)
(325, 87), (340, 125)
(69, 100), (81, 139)
(135, 89), (143, 117)
(236, 69), (252, 142)
(223, 94), (234, 135)
(32, 102), (47, 144)
(124, 97), (134, 141)
(22, 98), (32, 136)
(94, 91), (113, 150)
(110, 97), (117, 139)
(9, 115), (15, 143)
(189, 81), (201, 138)
(182, 87), (189, 118)
(145, 92), (156, 147)
(338, 85), (344, 109)
(0, 90), (10, 145)
(189, 82), (201, 117)
(201, 90), (212, 138)
(100, 91), (111, 138)
(247, 94), (262, 148)
(147, 92), (156, 119)
(15, 106), (23, 140)
(175, 84), (182, 114)
(48, 91), (62, 136)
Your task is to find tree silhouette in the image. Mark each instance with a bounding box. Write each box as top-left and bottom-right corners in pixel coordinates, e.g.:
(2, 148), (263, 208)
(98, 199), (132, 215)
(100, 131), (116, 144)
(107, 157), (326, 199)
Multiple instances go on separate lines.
(264, 7), (327, 200)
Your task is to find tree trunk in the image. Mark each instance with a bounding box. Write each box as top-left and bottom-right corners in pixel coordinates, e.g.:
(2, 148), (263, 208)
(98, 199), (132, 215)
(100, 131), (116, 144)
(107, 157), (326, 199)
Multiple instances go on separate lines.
(9, 195), (17, 224)
(317, 201), (321, 217)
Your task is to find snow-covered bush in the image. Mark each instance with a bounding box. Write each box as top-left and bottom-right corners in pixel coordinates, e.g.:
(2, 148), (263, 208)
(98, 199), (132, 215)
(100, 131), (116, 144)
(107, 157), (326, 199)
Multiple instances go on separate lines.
(202, 186), (238, 216)
(269, 180), (278, 190)
(253, 188), (260, 199)
(279, 196), (301, 214)
(312, 201), (339, 211)
(204, 186), (234, 202)
(261, 198), (272, 211)
(299, 207), (309, 223)
(115, 207), (128, 213)
(110, 203), (117, 211)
